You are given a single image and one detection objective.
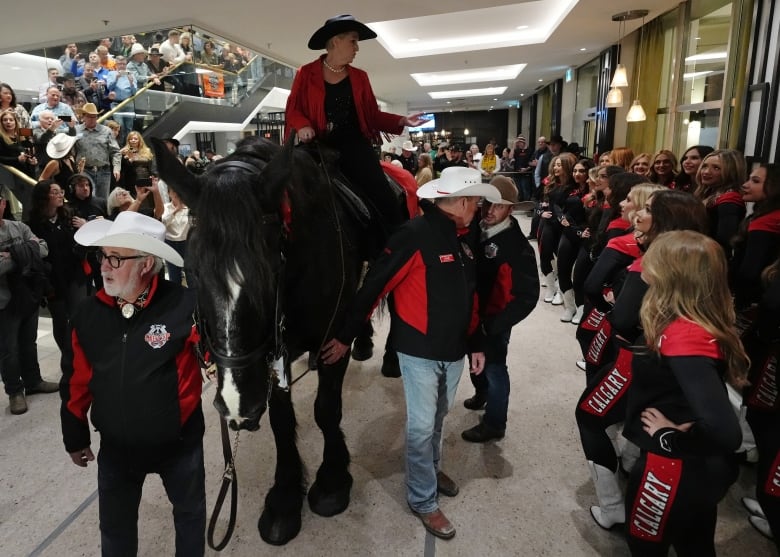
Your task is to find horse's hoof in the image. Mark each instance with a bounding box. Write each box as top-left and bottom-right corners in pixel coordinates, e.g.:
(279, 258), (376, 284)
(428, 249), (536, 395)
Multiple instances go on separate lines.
(308, 479), (352, 517)
(258, 508), (301, 546)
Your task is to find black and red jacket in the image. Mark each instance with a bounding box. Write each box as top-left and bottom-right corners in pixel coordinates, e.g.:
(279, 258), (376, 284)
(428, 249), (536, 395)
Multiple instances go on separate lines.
(584, 231), (639, 313)
(476, 216), (539, 335)
(61, 276), (203, 453)
(338, 200), (482, 361)
(733, 209), (780, 307)
(707, 190), (746, 252)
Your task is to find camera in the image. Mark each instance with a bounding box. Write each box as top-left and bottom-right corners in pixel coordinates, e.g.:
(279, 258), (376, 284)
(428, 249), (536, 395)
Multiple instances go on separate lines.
(61, 115), (72, 122)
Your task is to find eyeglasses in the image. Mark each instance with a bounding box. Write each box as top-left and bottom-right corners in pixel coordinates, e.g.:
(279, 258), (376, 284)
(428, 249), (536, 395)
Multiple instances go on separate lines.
(96, 251), (147, 269)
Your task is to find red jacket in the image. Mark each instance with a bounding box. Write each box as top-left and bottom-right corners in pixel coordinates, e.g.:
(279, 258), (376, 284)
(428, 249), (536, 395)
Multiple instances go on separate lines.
(285, 55), (404, 143)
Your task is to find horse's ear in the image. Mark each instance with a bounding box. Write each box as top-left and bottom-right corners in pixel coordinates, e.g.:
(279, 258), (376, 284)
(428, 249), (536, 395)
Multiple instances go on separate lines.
(151, 138), (201, 209)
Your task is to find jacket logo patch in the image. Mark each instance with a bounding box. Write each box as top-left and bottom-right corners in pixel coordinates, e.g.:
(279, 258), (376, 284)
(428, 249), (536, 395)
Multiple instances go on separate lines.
(439, 254), (455, 263)
(144, 324), (171, 349)
(484, 242), (498, 259)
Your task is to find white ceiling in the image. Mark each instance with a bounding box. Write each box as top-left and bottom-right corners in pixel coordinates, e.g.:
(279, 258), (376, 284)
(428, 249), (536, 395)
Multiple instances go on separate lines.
(0, 1), (681, 113)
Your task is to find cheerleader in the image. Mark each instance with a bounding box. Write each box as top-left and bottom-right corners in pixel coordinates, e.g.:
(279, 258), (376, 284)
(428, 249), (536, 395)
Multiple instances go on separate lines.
(623, 231), (748, 556)
(693, 149), (746, 253)
(577, 190), (707, 530)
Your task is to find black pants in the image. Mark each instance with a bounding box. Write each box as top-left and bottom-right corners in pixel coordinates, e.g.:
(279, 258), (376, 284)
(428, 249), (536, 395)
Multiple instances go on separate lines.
(97, 440), (206, 556)
(626, 451), (737, 556)
(575, 347), (633, 471)
(557, 231), (581, 293)
(538, 217), (560, 275)
(332, 139), (406, 255)
(572, 246), (594, 307)
(747, 409), (780, 550)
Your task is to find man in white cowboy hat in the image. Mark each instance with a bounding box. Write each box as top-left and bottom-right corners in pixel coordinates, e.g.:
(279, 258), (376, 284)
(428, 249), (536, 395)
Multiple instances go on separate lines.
(60, 211), (206, 555)
(399, 139), (419, 176)
(74, 102), (121, 201)
(127, 42), (163, 89)
(322, 166), (498, 540)
(461, 175), (539, 442)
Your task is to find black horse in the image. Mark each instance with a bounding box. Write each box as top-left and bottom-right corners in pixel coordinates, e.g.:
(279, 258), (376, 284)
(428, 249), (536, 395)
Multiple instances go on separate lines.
(153, 136), (364, 545)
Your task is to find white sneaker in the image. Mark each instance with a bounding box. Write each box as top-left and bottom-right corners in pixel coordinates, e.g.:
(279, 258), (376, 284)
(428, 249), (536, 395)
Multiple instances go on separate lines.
(576, 359), (587, 371)
(551, 291), (563, 305)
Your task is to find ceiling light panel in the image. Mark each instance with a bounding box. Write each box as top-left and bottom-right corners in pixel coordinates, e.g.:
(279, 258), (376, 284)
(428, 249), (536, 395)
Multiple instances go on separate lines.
(410, 64), (526, 87)
(428, 87), (508, 99)
(369, 0), (580, 58)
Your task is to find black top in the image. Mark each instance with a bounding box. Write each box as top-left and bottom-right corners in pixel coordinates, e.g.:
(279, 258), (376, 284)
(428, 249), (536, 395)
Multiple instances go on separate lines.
(324, 77), (362, 144)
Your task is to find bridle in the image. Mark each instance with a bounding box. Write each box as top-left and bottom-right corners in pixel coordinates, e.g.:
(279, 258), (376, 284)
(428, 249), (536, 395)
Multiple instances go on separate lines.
(198, 159), (291, 551)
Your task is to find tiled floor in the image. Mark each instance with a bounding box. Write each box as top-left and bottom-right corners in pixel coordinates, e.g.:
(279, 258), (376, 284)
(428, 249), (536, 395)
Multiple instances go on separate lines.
(0, 214), (775, 556)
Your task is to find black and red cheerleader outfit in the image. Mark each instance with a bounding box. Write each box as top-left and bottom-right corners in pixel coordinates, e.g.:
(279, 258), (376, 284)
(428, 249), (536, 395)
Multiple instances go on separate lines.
(623, 319), (742, 556)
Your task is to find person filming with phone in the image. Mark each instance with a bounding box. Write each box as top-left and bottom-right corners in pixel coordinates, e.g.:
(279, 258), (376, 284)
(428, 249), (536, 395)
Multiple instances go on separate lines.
(30, 87), (77, 133)
(106, 56), (137, 145)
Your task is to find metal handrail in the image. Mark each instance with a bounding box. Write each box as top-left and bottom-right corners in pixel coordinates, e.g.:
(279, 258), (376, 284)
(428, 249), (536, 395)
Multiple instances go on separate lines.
(97, 61), (185, 124)
(0, 163), (36, 186)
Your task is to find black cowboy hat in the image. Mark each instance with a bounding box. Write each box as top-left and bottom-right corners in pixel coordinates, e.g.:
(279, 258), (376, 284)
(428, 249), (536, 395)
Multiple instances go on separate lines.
(308, 14), (377, 50)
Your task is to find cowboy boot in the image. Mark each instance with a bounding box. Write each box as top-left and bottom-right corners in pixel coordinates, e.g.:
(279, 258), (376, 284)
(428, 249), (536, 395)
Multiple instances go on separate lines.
(587, 461), (625, 529)
(543, 273), (556, 302)
(560, 290), (576, 322)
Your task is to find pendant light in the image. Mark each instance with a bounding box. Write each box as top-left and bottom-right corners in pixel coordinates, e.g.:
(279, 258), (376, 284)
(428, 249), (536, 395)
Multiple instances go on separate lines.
(610, 17), (629, 88)
(606, 87), (624, 107)
(626, 13), (648, 123)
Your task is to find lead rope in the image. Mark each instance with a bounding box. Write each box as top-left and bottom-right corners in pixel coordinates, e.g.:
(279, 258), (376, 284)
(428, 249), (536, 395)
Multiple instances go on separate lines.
(207, 418), (240, 551)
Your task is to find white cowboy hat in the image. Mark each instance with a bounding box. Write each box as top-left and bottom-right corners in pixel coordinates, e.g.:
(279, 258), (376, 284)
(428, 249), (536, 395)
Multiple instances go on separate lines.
(401, 140), (417, 152)
(46, 133), (78, 160)
(129, 43), (147, 57)
(417, 167), (501, 202)
(74, 211), (184, 266)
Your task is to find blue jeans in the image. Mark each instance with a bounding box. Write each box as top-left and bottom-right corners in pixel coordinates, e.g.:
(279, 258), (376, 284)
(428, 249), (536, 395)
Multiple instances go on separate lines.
(0, 306), (43, 395)
(85, 167), (112, 201)
(97, 440), (206, 556)
(482, 329), (512, 431)
(397, 352), (465, 514)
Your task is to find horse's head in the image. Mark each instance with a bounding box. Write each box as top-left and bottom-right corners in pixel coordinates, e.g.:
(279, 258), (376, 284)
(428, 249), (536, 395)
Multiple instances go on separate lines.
(153, 136), (295, 431)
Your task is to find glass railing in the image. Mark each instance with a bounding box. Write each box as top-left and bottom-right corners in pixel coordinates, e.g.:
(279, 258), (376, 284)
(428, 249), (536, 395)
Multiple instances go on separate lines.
(96, 54), (294, 134)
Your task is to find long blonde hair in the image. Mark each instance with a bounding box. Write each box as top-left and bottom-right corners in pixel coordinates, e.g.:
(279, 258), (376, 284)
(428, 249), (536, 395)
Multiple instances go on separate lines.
(0, 108), (20, 146)
(640, 230), (749, 388)
(124, 131), (153, 160)
(626, 183), (665, 224)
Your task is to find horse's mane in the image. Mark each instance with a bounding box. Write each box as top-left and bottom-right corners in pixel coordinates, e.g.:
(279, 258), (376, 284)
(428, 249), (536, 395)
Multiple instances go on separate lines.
(190, 139), (334, 317)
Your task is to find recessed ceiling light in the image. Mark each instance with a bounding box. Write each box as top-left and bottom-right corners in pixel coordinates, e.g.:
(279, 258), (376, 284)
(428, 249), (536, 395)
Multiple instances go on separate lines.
(520, 93), (524, 96)
(428, 86), (508, 99)
(579, 47), (587, 51)
(370, 1), (580, 58)
(410, 64), (526, 87)
(446, 101), (451, 104)
(538, 79), (543, 82)
(493, 98), (498, 101)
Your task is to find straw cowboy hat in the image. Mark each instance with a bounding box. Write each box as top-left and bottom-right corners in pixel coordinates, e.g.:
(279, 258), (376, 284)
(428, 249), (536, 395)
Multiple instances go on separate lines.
(417, 167), (501, 202)
(129, 43), (147, 57)
(79, 103), (100, 116)
(74, 211), (184, 266)
(308, 14), (377, 50)
(46, 133), (78, 160)
(401, 140), (417, 152)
